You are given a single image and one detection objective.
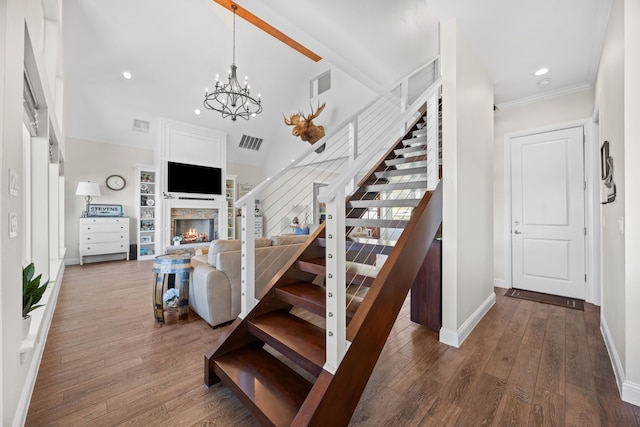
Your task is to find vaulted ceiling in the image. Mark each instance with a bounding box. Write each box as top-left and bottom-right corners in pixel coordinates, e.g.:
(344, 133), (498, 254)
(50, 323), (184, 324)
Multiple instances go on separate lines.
(63, 0), (611, 167)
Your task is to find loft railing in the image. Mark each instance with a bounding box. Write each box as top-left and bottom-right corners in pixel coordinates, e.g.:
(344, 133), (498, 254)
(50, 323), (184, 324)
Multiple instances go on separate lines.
(235, 57), (442, 368)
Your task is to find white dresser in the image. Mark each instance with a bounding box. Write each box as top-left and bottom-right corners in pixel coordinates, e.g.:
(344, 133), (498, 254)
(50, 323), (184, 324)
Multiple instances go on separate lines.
(79, 217), (130, 265)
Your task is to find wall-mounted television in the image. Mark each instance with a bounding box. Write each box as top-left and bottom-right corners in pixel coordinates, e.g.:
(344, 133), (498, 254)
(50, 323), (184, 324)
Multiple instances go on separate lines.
(167, 161), (222, 197)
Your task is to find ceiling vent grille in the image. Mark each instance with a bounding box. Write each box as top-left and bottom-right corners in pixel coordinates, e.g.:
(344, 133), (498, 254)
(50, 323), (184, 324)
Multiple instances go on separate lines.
(132, 119), (150, 132)
(239, 134), (263, 151)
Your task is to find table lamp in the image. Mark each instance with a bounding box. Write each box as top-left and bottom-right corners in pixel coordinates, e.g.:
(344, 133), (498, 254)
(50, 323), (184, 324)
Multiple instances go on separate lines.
(75, 181), (101, 216)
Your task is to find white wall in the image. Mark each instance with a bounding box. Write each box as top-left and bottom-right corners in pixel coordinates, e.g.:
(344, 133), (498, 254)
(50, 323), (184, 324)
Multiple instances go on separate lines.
(228, 161), (263, 188)
(0, 0), (25, 423)
(623, 0), (640, 392)
(1, 0), (66, 424)
(493, 89), (594, 285)
(260, 62), (377, 179)
(440, 19), (495, 346)
(595, 0), (640, 406)
(64, 138), (154, 263)
(596, 0), (627, 383)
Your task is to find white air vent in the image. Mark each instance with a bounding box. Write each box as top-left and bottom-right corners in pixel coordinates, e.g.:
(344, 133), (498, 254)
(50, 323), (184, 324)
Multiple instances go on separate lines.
(239, 134), (263, 151)
(132, 119), (150, 133)
(309, 70), (331, 98)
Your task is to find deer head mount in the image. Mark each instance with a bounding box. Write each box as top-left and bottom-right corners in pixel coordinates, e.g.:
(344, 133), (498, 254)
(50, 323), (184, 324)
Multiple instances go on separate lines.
(284, 102), (326, 145)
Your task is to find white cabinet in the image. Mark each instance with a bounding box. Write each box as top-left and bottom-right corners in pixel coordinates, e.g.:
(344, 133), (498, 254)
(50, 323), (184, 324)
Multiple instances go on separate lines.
(136, 165), (159, 260)
(79, 217), (130, 265)
(225, 175), (237, 239)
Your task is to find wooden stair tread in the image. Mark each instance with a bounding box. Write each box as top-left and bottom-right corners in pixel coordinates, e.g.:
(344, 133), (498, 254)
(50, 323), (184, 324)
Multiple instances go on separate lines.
(297, 257), (327, 275)
(248, 311), (325, 376)
(347, 198), (421, 208)
(275, 282), (326, 316)
(357, 180), (428, 193)
(275, 282), (362, 320)
(213, 345), (312, 427)
(374, 168), (426, 179)
(394, 145), (428, 155)
(317, 237), (395, 255)
(297, 257), (377, 287)
(345, 218), (409, 229)
(385, 154), (427, 166)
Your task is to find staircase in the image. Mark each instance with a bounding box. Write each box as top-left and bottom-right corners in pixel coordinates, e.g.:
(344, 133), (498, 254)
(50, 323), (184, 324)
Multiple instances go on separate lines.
(203, 110), (443, 426)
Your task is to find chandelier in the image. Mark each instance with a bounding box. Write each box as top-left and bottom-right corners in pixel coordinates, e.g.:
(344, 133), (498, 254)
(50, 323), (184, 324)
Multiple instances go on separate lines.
(203, 4), (262, 121)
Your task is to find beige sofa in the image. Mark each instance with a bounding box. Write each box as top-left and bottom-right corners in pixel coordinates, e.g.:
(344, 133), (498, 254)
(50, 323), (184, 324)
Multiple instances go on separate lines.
(189, 235), (309, 327)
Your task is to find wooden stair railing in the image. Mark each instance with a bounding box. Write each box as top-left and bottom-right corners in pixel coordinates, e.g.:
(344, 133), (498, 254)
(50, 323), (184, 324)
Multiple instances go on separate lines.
(293, 182), (442, 426)
(203, 110), (442, 426)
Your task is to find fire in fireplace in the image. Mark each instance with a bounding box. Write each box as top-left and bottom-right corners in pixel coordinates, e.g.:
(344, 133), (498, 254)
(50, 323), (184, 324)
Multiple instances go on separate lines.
(173, 218), (216, 244)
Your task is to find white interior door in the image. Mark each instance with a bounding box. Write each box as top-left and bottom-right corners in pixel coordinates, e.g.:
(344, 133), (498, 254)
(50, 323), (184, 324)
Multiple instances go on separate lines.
(511, 127), (585, 299)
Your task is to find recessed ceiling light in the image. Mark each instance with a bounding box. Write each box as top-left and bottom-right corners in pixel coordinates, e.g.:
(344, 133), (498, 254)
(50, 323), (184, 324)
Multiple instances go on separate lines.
(122, 71), (133, 80)
(537, 78), (552, 87)
(534, 68), (550, 76)
(194, 109), (201, 115)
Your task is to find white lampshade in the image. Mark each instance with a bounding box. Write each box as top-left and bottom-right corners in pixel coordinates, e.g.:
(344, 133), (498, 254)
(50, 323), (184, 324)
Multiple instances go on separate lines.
(75, 181), (101, 197)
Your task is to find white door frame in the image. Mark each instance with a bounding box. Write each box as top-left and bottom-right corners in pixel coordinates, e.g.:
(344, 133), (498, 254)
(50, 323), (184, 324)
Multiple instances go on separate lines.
(503, 118), (602, 305)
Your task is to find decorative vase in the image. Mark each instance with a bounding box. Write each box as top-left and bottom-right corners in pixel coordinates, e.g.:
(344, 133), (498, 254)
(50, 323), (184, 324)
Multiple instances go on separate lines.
(22, 315), (31, 340)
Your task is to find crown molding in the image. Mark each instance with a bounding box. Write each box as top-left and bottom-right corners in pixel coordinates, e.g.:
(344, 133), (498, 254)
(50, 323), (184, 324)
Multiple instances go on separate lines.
(496, 83), (593, 111)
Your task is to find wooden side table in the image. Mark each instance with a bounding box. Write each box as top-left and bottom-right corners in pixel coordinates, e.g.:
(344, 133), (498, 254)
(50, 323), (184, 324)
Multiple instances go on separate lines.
(152, 254), (192, 323)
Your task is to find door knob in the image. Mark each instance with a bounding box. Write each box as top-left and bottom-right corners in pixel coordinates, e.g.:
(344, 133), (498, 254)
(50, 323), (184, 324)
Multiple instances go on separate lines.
(514, 230), (524, 235)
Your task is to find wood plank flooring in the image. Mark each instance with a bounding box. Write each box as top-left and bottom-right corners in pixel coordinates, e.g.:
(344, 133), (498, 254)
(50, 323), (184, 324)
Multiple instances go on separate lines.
(26, 260), (640, 426)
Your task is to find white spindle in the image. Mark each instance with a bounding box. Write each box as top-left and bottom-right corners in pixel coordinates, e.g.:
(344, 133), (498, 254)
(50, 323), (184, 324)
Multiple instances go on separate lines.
(426, 92), (439, 191)
(322, 186), (348, 374)
(239, 198), (256, 318)
(348, 119), (359, 194)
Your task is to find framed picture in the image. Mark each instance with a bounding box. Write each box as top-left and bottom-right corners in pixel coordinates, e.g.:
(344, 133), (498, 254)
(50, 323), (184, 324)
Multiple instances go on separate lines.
(88, 204), (124, 217)
(238, 183), (254, 198)
(140, 236), (152, 243)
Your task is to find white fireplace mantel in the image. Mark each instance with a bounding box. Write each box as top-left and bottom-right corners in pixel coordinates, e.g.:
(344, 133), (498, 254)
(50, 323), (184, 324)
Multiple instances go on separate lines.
(162, 197), (227, 249)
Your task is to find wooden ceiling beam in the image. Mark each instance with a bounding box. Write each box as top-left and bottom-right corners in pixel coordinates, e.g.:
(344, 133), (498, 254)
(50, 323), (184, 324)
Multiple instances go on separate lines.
(213, 0), (322, 62)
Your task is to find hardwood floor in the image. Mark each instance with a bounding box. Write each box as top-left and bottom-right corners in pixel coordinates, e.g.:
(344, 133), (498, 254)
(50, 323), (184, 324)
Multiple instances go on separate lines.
(26, 260), (640, 426)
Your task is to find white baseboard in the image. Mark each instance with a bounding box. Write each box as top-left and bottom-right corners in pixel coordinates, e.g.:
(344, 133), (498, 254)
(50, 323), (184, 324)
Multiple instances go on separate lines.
(494, 278), (509, 289)
(439, 291), (496, 348)
(622, 380), (640, 407)
(600, 315), (640, 406)
(600, 315), (625, 393)
(14, 262), (65, 426)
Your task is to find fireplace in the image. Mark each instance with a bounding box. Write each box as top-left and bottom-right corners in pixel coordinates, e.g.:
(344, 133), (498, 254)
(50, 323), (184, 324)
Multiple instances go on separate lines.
(170, 208), (218, 244)
(174, 218), (215, 243)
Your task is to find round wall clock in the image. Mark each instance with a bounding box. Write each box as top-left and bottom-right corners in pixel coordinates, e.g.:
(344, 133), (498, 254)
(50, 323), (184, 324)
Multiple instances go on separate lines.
(106, 174), (126, 191)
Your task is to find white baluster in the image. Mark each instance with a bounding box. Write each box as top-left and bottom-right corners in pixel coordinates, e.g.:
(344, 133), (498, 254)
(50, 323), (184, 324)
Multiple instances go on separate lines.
(348, 119), (359, 194)
(323, 186), (349, 374)
(426, 92), (439, 191)
(239, 198), (256, 318)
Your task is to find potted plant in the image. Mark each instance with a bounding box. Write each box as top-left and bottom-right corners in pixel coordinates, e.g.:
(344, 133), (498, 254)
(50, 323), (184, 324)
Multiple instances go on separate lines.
(22, 262), (49, 339)
(172, 235), (182, 246)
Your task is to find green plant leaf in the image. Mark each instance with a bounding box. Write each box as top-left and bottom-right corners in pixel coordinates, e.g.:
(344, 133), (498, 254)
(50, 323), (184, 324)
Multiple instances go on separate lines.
(23, 263), (49, 318)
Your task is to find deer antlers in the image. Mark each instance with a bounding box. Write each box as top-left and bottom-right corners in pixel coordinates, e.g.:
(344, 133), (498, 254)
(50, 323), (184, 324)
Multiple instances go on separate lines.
(284, 102), (327, 145)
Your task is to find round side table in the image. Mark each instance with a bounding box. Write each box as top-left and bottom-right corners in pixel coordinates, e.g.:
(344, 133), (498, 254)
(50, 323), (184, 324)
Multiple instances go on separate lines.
(152, 254), (192, 323)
